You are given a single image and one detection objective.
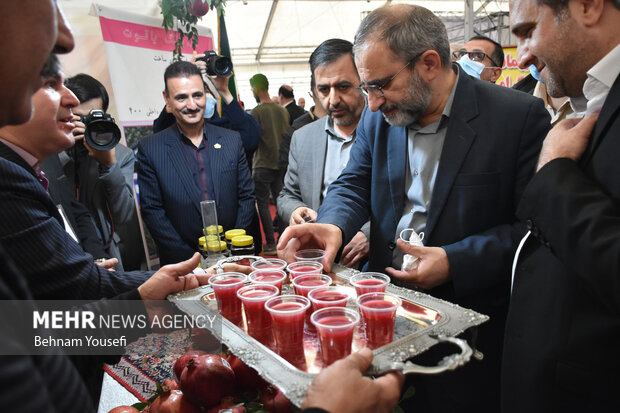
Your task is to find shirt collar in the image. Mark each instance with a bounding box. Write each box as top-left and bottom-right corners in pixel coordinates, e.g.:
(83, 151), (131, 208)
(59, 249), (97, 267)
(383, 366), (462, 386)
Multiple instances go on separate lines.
(570, 43), (620, 114)
(325, 116), (356, 142)
(0, 137), (39, 171)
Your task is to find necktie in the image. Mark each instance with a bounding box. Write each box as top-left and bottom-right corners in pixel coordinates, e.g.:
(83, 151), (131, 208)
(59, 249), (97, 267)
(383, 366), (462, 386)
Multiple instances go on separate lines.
(37, 170), (49, 191)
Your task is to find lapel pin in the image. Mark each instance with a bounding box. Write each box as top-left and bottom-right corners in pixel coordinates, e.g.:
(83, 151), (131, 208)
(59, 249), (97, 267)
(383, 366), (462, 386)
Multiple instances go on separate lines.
(214, 143), (222, 149)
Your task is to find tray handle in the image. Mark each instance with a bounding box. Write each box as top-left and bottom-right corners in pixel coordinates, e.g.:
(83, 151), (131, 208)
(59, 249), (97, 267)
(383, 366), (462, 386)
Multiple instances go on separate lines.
(366, 334), (473, 376)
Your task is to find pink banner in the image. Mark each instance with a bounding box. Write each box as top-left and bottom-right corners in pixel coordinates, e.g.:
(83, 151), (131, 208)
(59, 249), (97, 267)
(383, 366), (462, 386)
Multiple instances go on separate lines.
(99, 16), (213, 54)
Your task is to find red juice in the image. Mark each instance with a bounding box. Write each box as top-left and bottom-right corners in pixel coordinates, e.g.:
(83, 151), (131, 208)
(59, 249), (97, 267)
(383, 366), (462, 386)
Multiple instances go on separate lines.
(353, 278), (387, 296)
(292, 277), (330, 297)
(315, 315), (356, 365)
(360, 300), (398, 349)
(249, 270), (287, 294)
(265, 296), (310, 366)
(210, 273), (247, 326)
(237, 285), (278, 347)
(287, 262), (323, 280)
(308, 288), (349, 311)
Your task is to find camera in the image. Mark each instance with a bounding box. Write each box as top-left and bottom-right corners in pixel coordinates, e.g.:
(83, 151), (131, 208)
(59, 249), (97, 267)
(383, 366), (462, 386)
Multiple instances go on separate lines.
(80, 109), (121, 151)
(196, 50), (233, 77)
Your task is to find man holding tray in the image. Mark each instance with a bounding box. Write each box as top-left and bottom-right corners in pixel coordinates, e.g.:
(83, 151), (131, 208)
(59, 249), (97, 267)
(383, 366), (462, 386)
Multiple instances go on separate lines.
(278, 4), (551, 412)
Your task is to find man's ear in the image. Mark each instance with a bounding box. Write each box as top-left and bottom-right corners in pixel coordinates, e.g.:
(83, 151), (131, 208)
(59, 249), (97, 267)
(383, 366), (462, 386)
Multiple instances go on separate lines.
(490, 67), (503, 83)
(573, 0), (605, 26)
(417, 50), (443, 82)
(163, 91), (171, 113)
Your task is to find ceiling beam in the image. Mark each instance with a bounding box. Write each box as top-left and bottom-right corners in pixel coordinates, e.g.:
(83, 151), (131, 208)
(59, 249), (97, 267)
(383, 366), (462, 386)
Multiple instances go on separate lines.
(256, 0), (279, 63)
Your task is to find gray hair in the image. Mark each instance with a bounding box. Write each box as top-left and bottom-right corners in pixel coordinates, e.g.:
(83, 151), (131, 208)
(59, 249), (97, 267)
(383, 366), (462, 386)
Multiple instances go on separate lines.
(353, 5), (451, 68)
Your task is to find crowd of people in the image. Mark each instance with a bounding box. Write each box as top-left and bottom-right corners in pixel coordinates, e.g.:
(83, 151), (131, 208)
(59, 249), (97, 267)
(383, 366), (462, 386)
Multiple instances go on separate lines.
(0, 0), (619, 412)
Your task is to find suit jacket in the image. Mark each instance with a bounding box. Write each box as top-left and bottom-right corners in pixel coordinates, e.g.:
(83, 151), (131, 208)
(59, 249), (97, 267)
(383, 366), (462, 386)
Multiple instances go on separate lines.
(44, 155), (108, 260)
(137, 122), (255, 265)
(277, 116), (370, 239)
(0, 142), (149, 300)
(317, 68), (550, 411)
(42, 143), (140, 270)
(502, 73), (620, 411)
(285, 101), (306, 125)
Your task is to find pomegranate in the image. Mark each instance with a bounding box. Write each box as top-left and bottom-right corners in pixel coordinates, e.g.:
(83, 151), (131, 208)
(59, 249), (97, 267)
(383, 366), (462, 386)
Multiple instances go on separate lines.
(163, 379), (180, 391)
(179, 354), (236, 408)
(108, 407), (139, 413)
(259, 385), (293, 413)
(227, 354), (268, 391)
(188, 0), (210, 17)
(206, 396), (246, 413)
(173, 350), (206, 381)
(147, 389), (201, 413)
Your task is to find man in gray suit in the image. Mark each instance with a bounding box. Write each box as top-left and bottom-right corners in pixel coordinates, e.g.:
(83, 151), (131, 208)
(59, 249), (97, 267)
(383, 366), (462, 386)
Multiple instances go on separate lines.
(277, 39), (369, 267)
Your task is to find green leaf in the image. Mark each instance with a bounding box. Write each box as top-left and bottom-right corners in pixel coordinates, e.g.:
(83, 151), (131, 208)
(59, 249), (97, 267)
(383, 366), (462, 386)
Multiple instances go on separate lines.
(131, 401), (149, 411)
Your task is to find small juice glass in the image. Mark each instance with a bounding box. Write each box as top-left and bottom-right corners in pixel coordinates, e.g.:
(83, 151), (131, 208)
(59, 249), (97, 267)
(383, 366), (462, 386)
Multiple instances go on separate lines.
(287, 261), (323, 280)
(209, 272), (247, 326)
(308, 286), (350, 311)
(237, 284), (279, 346)
(249, 269), (287, 294)
(251, 258), (288, 271)
(350, 272), (390, 297)
(265, 295), (310, 368)
(291, 274), (332, 298)
(311, 307), (360, 366)
(294, 249), (326, 264)
(356, 292), (401, 349)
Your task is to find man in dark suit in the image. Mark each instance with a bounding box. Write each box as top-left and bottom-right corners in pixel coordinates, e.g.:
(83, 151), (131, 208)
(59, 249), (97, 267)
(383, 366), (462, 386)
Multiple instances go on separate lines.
(278, 4), (550, 412)
(279, 84), (306, 124)
(500, 0), (620, 411)
(137, 61), (255, 265)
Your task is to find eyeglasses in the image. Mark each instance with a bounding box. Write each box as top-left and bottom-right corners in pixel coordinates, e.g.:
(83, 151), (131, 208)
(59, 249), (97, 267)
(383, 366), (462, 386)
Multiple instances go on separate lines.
(356, 51), (424, 98)
(452, 50), (501, 68)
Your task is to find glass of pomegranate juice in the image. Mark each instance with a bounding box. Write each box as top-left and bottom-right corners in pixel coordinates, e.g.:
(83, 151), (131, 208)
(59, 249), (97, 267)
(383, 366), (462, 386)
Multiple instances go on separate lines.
(249, 269), (287, 294)
(287, 261), (323, 280)
(265, 295), (310, 366)
(293, 249), (327, 264)
(356, 292), (402, 349)
(308, 286), (350, 311)
(237, 284), (279, 346)
(251, 258), (288, 272)
(291, 274), (332, 298)
(311, 307), (360, 366)
(350, 272), (390, 297)
(209, 272), (247, 326)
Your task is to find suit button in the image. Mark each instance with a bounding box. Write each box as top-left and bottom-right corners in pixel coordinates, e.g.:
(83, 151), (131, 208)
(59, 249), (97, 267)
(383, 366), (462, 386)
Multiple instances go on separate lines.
(388, 241), (396, 251)
(526, 219), (533, 230)
(544, 241), (550, 248)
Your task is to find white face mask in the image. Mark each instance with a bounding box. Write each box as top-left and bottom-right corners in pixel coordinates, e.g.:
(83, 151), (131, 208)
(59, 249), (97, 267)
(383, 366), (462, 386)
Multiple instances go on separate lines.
(457, 54), (486, 79)
(204, 95), (217, 119)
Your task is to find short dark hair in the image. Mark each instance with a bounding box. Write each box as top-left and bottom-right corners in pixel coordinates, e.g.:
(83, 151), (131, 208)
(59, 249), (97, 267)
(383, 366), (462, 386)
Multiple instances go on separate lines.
(353, 5), (451, 69)
(163, 61), (202, 94)
(309, 39), (354, 86)
(469, 35), (504, 67)
(64, 73), (110, 112)
(41, 54), (61, 79)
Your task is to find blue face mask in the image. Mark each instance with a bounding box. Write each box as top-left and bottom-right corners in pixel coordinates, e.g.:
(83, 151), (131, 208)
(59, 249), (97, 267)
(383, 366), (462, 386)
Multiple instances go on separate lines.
(204, 95), (217, 119)
(529, 64), (545, 84)
(457, 55), (485, 79)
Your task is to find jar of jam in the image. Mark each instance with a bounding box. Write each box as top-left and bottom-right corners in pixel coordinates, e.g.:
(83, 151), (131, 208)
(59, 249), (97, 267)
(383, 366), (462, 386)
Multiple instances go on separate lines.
(208, 240), (229, 258)
(198, 235), (221, 259)
(205, 225), (225, 241)
(225, 229), (246, 251)
(231, 235), (254, 266)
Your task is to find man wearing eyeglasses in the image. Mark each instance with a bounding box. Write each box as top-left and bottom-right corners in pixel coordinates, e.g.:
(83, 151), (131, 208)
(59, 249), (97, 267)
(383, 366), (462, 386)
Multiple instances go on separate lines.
(454, 35), (505, 83)
(278, 4), (550, 412)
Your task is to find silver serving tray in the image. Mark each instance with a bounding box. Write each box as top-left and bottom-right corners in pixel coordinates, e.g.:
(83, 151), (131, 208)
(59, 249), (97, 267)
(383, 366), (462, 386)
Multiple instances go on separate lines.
(168, 262), (488, 407)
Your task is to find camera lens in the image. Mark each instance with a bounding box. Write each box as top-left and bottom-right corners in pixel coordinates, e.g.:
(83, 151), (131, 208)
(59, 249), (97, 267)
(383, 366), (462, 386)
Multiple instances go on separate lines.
(82, 110), (121, 151)
(212, 56), (232, 76)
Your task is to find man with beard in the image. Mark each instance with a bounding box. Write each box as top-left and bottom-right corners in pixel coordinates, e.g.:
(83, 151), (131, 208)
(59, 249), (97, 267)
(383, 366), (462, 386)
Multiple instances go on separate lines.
(500, 0), (620, 410)
(137, 61), (255, 265)
(278, 39), (369, 268)
(278, 4), (550, 412)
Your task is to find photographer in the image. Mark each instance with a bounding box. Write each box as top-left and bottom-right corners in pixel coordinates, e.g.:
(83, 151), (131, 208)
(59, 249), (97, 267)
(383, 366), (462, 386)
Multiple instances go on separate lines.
(41, 74), (142, 271)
